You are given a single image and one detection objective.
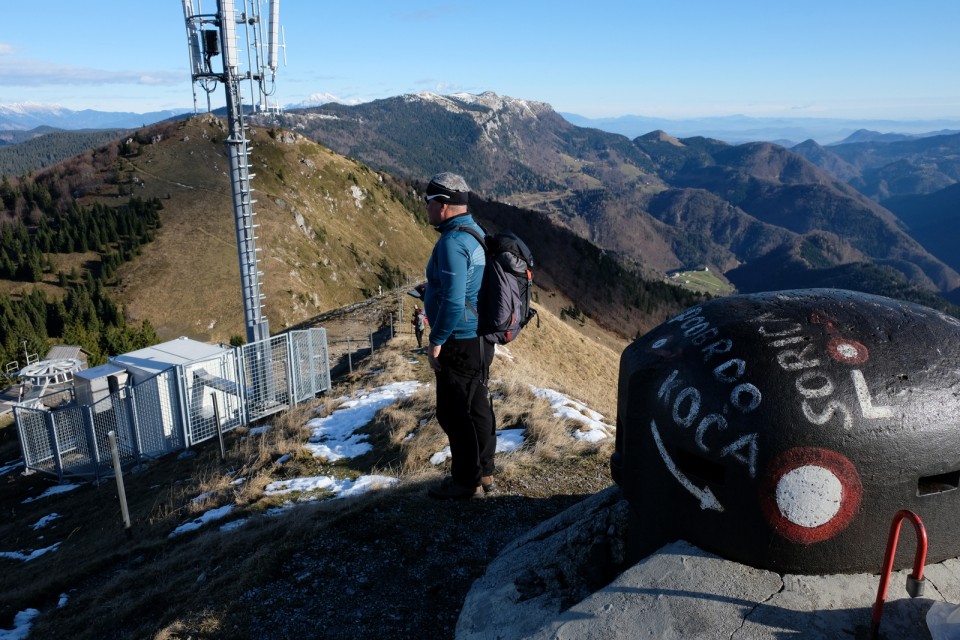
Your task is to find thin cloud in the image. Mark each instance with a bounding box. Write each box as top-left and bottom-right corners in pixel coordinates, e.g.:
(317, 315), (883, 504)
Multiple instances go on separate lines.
(0, 43), (15, 55)
(412, 79), (468, 94)
(0, 58), (182, 87)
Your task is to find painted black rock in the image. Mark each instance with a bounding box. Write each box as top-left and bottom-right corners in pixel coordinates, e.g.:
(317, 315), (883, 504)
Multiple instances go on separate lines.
(611, 288), (960, 574)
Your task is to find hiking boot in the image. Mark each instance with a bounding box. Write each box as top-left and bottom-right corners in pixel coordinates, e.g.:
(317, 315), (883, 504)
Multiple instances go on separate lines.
(428, 477), (483, 500)
(481, 475), (496, 494)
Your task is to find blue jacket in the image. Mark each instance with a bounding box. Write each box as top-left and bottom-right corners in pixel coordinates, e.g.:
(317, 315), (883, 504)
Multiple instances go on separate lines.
(424, 213), (486, 345)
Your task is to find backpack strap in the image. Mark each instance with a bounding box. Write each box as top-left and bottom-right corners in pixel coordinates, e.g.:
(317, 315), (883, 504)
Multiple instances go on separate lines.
(452, 226), (494, 380)
(456, 225), (488, 319)
(455, 225), (487, 250)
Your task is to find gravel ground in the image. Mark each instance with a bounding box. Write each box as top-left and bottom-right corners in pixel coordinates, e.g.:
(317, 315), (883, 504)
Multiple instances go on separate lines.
(230, 461), (615, 640)
(221, 302), (620, 639)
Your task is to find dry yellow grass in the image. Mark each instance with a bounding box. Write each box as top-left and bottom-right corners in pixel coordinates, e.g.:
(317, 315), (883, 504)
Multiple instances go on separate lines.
(491, 301), (624, 419)
(106, 116), (437, 343)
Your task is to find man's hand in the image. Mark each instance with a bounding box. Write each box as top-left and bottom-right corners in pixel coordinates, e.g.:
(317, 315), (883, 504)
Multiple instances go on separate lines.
(428, 343), (442, 372)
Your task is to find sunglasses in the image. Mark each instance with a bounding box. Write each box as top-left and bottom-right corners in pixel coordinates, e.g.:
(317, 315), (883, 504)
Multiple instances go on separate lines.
(424, 193), (449, 203)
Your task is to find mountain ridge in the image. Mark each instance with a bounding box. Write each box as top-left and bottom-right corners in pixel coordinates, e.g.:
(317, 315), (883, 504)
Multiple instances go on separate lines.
(9, 98), (960, 146)
(793, 132), (960, 200)
(561, 111), (960, 145)
(263, 92), (960, 306)
(0, 113), (701, 365)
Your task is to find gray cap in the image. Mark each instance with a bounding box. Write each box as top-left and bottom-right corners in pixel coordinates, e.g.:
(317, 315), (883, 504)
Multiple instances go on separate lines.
(426, 172), (471, 205)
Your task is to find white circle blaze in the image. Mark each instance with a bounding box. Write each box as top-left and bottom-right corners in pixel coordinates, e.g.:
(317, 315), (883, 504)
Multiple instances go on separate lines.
(775, 465), (843, 528)
(835, 342), (860, 360)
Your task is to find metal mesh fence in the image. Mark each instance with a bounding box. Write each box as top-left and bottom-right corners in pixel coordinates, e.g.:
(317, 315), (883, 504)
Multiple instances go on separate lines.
(241, 334), (291, 423)
(15, 407), (57, 477)
(89, 389), (139, 479)
(131, 369), (186, 459)
(183, 349), (245, 446)
(12, 386), (80, 478)
(50, 405), (93, 479)
(14, 330), (330, 482)
(289, 328), (330, 404)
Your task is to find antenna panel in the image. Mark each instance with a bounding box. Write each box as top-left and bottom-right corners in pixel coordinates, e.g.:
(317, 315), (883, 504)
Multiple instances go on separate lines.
(267, 0), (280, 71)
(220, 0), (239, 70)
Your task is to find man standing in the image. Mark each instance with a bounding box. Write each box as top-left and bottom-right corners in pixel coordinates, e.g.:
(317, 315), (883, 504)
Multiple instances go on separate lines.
(422, 172), (496, 500)
(411, 306), (427, 349)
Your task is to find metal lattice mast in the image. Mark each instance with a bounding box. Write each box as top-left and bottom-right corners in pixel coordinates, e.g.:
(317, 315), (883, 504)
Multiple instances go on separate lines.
(181, 0), (281, 343)
(219, 8), (269, 343)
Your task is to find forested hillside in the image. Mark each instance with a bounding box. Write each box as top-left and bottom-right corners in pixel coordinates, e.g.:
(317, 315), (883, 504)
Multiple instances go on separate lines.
(0, 128), (128, 176)
(0, 172), (164, 367)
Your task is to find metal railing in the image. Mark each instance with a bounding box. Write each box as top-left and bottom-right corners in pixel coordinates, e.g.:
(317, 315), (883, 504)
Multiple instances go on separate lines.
(870, 510), (929, 639)
(13, 328), (330, 482)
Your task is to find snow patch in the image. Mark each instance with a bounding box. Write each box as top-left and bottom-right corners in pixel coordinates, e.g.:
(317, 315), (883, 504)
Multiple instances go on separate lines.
(22, 484), (82, 503)
(530, 387), (614, 441)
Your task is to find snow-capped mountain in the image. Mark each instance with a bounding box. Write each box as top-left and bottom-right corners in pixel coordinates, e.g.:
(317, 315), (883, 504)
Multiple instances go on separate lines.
(0, 103), (191, 131)
(287, 92), (363, 109)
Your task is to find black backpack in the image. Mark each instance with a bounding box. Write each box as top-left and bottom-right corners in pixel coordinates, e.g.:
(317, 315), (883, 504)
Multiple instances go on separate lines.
(457, 225), (538, 344)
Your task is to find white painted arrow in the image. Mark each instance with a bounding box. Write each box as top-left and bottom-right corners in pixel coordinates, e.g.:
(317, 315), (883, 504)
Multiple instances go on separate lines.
(650, 419), (724, 512)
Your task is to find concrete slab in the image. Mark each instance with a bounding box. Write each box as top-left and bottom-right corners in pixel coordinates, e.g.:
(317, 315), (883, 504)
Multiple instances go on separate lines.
(527, 543), (782, 640)
(458, 488), (960, 640)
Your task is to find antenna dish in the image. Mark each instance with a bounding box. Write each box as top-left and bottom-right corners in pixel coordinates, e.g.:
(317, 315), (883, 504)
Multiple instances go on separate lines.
(18, 359), (84, 386)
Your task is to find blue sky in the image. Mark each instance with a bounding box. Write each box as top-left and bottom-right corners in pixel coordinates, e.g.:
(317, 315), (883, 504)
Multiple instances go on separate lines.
(2, 1), (959, 120)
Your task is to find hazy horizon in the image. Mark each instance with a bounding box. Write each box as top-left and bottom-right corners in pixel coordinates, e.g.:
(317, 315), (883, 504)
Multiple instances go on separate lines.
(2, 2), (958, 122)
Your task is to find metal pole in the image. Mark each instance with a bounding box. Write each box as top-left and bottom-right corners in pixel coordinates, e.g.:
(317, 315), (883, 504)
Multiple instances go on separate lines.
(108, 431), (132, 538)
(370, 330), (375, 355)
(347, 337), (353, 373)
(212, 394), (226, 460)
(182, 0), (277, 360)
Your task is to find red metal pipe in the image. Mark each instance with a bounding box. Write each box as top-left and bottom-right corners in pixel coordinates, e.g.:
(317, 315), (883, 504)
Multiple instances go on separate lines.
(870, 509), (928, 639)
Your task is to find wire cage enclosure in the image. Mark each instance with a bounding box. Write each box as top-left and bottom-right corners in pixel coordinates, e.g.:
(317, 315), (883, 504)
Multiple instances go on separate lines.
(13, 328), (330, 482)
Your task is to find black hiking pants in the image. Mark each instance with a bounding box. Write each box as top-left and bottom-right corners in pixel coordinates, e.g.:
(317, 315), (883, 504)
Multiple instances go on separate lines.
(435, 337), (496, 487)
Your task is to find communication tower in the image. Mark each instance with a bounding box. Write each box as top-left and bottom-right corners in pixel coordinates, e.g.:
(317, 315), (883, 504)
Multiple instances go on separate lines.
(180, 0), (284, 344)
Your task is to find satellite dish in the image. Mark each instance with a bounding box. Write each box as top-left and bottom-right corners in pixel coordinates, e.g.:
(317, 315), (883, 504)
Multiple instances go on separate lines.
(19, 358), (84, 385)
